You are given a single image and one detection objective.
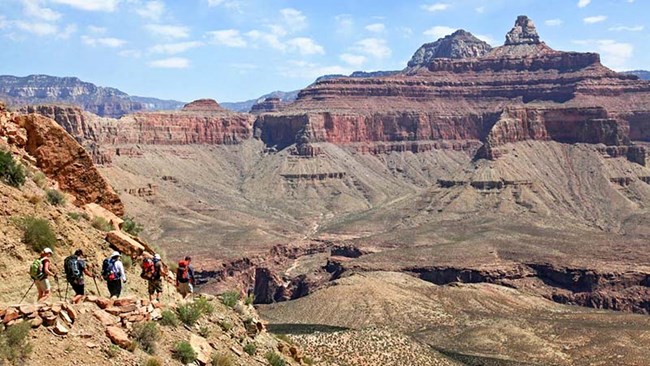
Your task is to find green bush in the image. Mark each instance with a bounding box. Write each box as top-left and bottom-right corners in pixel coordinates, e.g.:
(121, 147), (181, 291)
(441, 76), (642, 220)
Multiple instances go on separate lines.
(142, 356), (163, 366)
(218, 319), (233, 332)
(275, 333), (294, 345)
(245, 294), (255, 306)
(91, 216), (112, 231)
(122, 216), (143, 236)
(122, 255), (133, 271)
(67, 212), (81, 221)
(194, 297), (215, 315)
(243, 342), (257, 356)
(132, 321), (160, 354)
(198, 325), (211, 338)
(20, 216), (56, 252)
(0, 321), (32, 363)
(303, 356), (315, 365)
(172, 341), (197, 364)
(32, 172), (46, 188)
(0, 151), (26, 188)
(46, 189), (66, 206)
(265, 351), (286, 366)
(212, 352), (235, 366)
(105, 344), (120, 358)
(177, 303), (202, 326)
(221, 291), (240, 308)
(159, 309), (179, 327)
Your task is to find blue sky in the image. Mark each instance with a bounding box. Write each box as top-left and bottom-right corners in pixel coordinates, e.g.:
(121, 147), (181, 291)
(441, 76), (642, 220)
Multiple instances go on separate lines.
(0, 0), (647, 102)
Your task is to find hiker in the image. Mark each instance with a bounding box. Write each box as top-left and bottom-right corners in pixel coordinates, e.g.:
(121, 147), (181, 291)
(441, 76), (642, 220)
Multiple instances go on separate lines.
(176, 256), (196, 299)
(142, 253), (165, 302)
(102, 251), (126, 299)
(30, 247), (57, 302)
(64, 249), (94, 303)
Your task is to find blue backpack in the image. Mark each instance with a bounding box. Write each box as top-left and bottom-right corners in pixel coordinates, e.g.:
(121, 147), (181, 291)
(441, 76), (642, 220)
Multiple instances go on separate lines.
(101, 257), (120, 281)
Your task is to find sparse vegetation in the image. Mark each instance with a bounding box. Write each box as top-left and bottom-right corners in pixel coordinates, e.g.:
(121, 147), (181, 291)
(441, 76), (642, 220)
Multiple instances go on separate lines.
(218, 319), (233, 332)
(303, 356), (315, 365)
(172, 341), (197, 364)
(0, 321), (33, 363)
(177, 303), (202, 326)
(198, 325), (211, 338)
(32, 172), (46, 188)
(27, 194), (42, 205)
(122, 216), (143, 236)
(221, 291), (240, 308)
(106, 344), (121, 358)
(275, 333), (294, 345)
(212, 353), (235, 366)
(142, 356), (163, 366)
(132, 321), (160, 354)
(91, 216), (112, 231)
(19, 216), (57, 252)
(45, 189), (65, 206)
(0, 151), (26, 188)
(245, 294), (255, 306)
(159, 309), (179, 327)
(122, 255), (133, 270)
(243, 342), (257, 356)
(265, 351), (286, 366)
(194, 297), (215, 315)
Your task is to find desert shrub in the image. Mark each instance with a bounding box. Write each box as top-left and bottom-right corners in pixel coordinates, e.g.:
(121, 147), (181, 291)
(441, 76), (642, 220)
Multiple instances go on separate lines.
(221, 291), (240, 308)
(0, 151), (26, 188)
(27, 194), (42, 205)
(265, 351), (286, 366)
(132, 321), (160, 354)
(46, 189), (65, 206)
(212, 353), (235, 366)
(67, 212), (81, 221)
(32, 172), (46, 188)
(275, 333), (294, 345)
(194, 297), (215, 315)
(303, 356), (315, 365)
(122, 255), (133, 270)
(244, 294), (255, 306)
(177, 303), (202, 326)
(122, 216), (143, 236)
(0, 321), (32, 363)
(198, 325), (211, 338)
(106, 344), (120, 358)
(218, 319), (233, 332)
(142, 356), (163, 366)
(172, 341), (197, 364)
(243, 342), (257, 356)
(91, 216), (112, 231)
(159, 309), (179, 327)
(20, 216), (56, 252)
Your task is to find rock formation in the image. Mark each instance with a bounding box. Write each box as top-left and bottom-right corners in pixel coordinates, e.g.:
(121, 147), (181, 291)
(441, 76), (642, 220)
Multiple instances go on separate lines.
(407, 29), (492, 68)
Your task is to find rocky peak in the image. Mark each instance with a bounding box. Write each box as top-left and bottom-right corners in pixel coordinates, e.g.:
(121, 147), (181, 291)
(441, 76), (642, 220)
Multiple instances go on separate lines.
(181, 98), (223, 112)
(505, 15), (540, 46)
(407, 29), (492, 68)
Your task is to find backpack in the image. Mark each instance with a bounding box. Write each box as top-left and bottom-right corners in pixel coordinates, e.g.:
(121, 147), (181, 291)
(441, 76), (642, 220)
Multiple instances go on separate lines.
(177, 260), (190, 283)
(140, 258), (154, 280)
(101, 257), (120, 281)
(29, 258), (45, 280)
(64, 255), (82, 282)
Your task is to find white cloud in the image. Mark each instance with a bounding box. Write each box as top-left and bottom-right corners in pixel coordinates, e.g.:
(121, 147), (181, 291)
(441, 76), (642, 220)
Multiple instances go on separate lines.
(118, 49), (142, 58)
(286, 37), (324, 55)
(22, 0), (62, 21)
(280, 8), (307, 33)
(423, 25), (456, 39)
(136, 1), (165, 21)
(573, 39), (633, 70)
(353, 38), (391, 59)
(584, 16), (607, 24)
(145, 24), (190, 39)
(577, 0), (591, 7)
(545, 19), (563, 26)
(245, 30), (285, 51)
(0, 16), (8, 30)
(59, 24), (77, 39)
(365, 23), (385, 33)
(149, 57), (190, 68)
(475, 6), (485, 13)
(150, 41), (204, 54)
(339, 53), (366, 67)
(335, 14), (354, 35)
(476, 34), (495, 45)
(50, 0), (120, 12)
(280, 60), (351, 79)
(14, 21), (58, 36)
(421, 3), (450, 12)
(88, 25), (107, 34)
(81, 35), (126, 47)
(608, 25), (644, 31)
(206, 29), (247, 47)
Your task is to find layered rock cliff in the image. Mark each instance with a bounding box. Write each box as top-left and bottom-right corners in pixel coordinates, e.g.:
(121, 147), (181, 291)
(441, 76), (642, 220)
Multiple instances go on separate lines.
(407, 29), (492, 69)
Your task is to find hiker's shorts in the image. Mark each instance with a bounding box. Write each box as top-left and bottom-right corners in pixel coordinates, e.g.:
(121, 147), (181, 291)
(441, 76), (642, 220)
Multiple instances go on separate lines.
(178, 282), (193, 296)
(35, 278), (50, 292)
(148, 279), (163, 295)
(71, 282), (84, 296)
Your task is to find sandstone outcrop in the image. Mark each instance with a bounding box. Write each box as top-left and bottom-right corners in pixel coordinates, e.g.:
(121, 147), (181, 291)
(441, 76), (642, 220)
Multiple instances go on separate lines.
(407, 29), (492, 68)
(250, 97), (285, 114)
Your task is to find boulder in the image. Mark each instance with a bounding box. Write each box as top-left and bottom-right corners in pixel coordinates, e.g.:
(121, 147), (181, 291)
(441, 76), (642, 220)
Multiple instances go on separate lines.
(60, 309), (73, 324)
(95, 297), (113, 309)
(18, 304), (39, 317)
(3, 308), (20, 324)
(150, 308), (162, 320)
(105, 326), (131, 349)
(30, 316), (43, 328)
(190, 334), (213, 365)
(105, 231), (145, 257)
(53, 320), (69, 335)
(62, 304), (77, 322)
(113, 296), (137, 307)
(93, 309), (119, 326)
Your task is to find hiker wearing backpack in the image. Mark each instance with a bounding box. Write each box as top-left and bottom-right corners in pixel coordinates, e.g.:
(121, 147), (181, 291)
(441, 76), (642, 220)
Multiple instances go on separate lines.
(64, 249), (94, 303)
(176, 256), (196, 299)
(102, 251), (127, 299)
(30, 248), (57, 302)
(144, 254), (165, 302)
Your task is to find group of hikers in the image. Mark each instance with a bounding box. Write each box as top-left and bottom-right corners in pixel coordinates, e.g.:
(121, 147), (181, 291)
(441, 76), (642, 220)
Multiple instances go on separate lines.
(27, 247), (196, 303)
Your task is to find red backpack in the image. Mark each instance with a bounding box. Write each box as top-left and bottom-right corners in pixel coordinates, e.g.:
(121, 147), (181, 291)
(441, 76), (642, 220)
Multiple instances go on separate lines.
(177, 260), (190, 283)
(140, 258), (154, 280)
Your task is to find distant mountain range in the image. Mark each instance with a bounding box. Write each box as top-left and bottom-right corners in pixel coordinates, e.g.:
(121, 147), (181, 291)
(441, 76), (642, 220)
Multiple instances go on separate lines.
(0, 74), (185, 118)
(221, 90), (300, 113)
(623, 70), (650, 80)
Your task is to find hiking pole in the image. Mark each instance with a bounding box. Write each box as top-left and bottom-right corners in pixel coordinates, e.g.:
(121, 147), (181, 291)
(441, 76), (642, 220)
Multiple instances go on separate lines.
(19, 281), (36, 304)
(54, 276), (63, 302)
(92, 276), (102, 297)
(64, 281), (69, 303)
